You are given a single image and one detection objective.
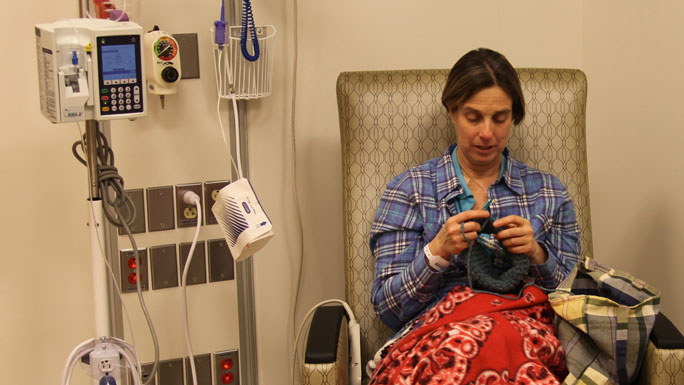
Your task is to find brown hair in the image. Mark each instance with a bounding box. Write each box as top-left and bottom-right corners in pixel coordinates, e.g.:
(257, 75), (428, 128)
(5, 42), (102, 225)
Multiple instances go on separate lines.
(441, 48), (525, 125)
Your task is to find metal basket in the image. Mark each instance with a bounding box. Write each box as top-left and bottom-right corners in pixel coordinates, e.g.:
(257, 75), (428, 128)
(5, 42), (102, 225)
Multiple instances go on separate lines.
(213, 25), (276, 100)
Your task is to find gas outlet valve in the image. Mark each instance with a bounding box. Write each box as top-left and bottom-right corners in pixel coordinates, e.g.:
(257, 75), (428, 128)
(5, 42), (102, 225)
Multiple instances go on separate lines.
(145, 26), (181, 108)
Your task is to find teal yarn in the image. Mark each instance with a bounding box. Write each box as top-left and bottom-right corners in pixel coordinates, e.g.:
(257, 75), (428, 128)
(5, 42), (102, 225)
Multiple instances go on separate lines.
(460, 221), (530, 294)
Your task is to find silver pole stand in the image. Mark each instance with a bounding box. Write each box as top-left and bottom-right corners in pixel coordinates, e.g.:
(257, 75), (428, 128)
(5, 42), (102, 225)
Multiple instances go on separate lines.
(229, 1), (259, 384)
(85, 120), (112, 338)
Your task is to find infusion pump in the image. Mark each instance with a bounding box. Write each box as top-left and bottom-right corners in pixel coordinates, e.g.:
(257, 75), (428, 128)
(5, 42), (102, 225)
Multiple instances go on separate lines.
(35, 18), (147, 123)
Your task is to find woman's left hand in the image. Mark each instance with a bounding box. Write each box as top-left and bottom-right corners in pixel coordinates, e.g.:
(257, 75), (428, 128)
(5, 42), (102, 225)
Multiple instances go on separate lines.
(492, 215), (547, 264)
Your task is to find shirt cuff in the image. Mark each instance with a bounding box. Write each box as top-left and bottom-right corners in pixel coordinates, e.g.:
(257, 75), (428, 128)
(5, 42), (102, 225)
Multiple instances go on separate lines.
(412, 248), (444, 291)
(529, 243), (558, 287)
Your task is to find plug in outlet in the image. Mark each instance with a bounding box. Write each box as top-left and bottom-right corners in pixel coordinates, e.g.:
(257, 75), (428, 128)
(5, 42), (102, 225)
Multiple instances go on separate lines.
(176, 183), (203, 228)
(90, 342), (121, 385)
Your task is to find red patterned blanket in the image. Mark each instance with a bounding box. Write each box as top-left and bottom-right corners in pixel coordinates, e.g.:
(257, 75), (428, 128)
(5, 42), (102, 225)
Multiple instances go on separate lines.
(369, 285), (567, 385)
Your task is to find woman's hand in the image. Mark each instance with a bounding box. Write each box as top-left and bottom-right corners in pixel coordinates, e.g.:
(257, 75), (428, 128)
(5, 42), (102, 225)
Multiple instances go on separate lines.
(428, 210), (490, 259)
(493, 215), (547, 264)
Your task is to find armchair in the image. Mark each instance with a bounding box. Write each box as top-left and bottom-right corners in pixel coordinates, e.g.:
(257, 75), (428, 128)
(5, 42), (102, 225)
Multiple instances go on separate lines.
(302, 68), (684, 385)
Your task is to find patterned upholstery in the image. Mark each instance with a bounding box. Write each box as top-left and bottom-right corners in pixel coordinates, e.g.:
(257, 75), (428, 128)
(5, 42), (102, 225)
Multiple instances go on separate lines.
(337, 68), (592, 372)
(640, 341), (684, 385)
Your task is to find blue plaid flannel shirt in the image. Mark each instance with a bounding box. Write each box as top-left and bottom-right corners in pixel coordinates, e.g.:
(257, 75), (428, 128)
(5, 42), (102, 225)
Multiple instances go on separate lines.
(370, 145), (581, 330)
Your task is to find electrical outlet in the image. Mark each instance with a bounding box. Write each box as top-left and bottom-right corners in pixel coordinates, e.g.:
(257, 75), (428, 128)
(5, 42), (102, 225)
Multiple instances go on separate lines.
(119, 248), (149, 292)
(118, 188), (146, 235)
(176, 183), (203, 228)
(147, 186), (176, 232)
(179, 241), (206, 285)
(208, 238), (234, 282)
(185, 354), (212, 385)
(90, 342), (121, 385)
(150, 244), (179, 290)
(214, 350), (239, 385)
(204, 181), (229, 225)
(158, 358), (184, 385)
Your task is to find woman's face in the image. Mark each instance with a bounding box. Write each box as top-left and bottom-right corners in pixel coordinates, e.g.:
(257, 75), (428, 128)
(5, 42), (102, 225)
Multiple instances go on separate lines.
(449, 85), (513, 172)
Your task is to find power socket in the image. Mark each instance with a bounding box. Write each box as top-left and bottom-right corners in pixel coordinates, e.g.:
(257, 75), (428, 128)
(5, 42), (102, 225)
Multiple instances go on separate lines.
(120, 248), (149, 293)
(214, 349), (239, 385)
(204, 181), (229, 225)
(90, 342), (121, 385)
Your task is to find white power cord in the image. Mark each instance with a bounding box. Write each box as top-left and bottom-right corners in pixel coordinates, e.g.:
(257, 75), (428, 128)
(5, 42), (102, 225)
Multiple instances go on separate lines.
(181, 191), (203, 385)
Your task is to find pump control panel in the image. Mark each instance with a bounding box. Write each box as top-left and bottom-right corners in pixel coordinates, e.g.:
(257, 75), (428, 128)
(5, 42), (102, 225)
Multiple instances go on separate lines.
(35, 18), (147, 123)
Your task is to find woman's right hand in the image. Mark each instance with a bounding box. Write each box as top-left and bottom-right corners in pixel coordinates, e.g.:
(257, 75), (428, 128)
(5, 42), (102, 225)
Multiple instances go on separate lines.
(428, 210), (490, 258)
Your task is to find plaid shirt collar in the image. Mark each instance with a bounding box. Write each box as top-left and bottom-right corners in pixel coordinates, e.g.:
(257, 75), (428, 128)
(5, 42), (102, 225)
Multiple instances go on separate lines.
(436, 144), (525, 204)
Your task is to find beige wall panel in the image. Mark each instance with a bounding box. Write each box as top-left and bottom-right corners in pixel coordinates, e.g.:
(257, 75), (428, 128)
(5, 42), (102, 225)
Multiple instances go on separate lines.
(583, 0), (684, 329)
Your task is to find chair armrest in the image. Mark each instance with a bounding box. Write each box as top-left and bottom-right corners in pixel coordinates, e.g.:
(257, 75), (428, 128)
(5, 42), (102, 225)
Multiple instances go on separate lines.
(650, 313), (684, 349)
(302, 305), (349, 385)
(637, 313), (684, 385)
(306, 305), (347, 363)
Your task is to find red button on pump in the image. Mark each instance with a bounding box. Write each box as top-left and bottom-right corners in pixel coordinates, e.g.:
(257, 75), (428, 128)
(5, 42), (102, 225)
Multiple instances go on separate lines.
(221, 373), (234, 384)
(220, 358), (233, 370)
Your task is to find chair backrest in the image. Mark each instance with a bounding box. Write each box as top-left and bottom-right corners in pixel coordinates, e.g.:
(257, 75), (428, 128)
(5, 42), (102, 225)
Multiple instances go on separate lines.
(337, 68), (592, 370)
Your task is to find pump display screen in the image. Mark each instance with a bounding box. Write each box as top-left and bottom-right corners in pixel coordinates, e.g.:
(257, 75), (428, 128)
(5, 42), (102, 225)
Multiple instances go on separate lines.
(101, 44), (137, 83)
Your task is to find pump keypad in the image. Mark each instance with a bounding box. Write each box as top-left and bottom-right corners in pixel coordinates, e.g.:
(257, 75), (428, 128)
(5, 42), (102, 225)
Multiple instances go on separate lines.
(100, 82), (142, 114)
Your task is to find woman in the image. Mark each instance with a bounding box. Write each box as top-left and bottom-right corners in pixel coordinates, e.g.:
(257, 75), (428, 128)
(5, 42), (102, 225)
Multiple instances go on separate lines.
(368, 48), (581, 384)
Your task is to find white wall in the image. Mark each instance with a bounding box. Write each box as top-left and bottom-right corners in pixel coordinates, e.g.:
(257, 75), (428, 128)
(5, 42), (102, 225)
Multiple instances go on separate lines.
(2, 2), (683, 385)
(583, 0), (684, 326)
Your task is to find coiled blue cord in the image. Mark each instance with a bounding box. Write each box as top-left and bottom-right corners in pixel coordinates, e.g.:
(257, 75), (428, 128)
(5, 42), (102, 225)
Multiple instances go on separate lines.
(240, 0), (260, 61)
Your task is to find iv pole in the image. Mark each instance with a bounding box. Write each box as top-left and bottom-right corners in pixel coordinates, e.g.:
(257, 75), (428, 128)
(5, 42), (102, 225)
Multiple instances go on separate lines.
(228, 1), (259, 384)
(86, 119), (111, 338)
(79, 0), (111, 340)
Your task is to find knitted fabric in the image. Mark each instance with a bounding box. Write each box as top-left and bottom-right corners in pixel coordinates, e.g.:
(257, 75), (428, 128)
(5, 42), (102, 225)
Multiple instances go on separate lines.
(467, 239), (530, 293)
(462, 221), (530, 293)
